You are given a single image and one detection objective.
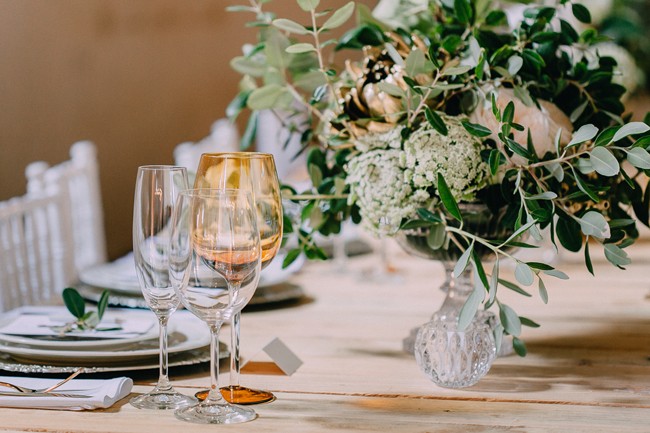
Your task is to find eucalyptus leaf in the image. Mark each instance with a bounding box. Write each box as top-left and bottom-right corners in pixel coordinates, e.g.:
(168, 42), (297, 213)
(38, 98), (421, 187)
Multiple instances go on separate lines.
(627, 147), (650, 169)
(498, 278), (532, 297)
(507, 55), (523, 76)
(538, 278), (548, 304)
(547, 162), (564, 182)
(453, 241), (474, 278)
(567, 124), (598, 148)
(286, 43), (316, 54)
(498, 219), (536, 248)
(230, 57), (266, 77)
(604, 244), (632, 267)
(527, 192), (557, 200)
(247, 85), (290, 110)
(384, 43), (405, 66)
(377, 82), (405, 97)
(612, 122), (650, 142)
(457, 287), (483, 331)
(589, 147), (619, 177)
(579, 211), (611, 239)
(543, 269), (569, 280)
(499, 303), (521, 337)
(272, 18), (309, 34)
(570, 99), (589, 123)
(442, 65), (473, 76)
(405, 48), (428, 77)
(297, 0), (320, 12)
(514, 262), (535, 287)
(322, 2), (355, 31)
(488, 261), (499, 307)
(513, 337), (527, 356)
(576, 158), (595, 175)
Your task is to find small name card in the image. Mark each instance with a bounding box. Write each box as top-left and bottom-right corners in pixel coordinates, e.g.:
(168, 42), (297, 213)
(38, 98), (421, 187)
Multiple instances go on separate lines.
(241, 337), (303, 376)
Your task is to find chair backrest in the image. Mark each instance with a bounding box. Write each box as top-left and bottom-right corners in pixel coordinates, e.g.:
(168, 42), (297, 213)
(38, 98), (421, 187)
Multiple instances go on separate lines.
(0, 186), (76, 312)
(173, 119), (239, 174)
(25, 141), (107, 273)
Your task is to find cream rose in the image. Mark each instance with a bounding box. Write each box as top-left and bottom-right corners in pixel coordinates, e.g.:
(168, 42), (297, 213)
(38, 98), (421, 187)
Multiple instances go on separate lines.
(469, 88), (573, 164)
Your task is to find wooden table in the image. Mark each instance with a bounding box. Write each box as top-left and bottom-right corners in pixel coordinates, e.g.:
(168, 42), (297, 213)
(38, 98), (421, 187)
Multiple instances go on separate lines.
(1, 240), (649, 432)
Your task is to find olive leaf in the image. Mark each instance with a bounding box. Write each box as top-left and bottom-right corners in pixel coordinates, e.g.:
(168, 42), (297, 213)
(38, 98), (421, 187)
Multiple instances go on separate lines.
(437, 173), (462, 222)
(62, 288), (85, 319)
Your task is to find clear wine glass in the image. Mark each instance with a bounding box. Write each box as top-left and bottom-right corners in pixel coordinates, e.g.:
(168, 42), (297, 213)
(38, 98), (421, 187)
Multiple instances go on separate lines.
(131, 165), (196, 410)
(193, 152), (283, 405)
(170, 188), (261, 424)
(360, 216), (403, 283)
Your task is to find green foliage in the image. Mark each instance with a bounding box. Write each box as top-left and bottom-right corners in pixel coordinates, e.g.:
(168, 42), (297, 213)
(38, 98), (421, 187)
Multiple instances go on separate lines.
(227, 0), (650, 356)
(61, 287), (112, 332)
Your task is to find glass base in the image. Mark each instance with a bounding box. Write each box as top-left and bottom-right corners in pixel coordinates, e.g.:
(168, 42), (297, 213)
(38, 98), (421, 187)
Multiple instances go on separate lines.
(130, 389), (197, 410)
(175, 401), (257, 424)
(194, 385), (275, 405)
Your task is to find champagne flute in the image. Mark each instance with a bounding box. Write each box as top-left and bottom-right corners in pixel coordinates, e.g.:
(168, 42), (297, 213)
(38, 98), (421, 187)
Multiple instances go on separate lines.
(170, 188), (261, 424)
(131, 165), (196, 410)
(193, 152), (283, 404)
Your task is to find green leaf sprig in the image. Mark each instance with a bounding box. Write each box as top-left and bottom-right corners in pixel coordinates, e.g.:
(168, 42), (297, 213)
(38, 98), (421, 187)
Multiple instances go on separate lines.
(60, 288), (114, 332)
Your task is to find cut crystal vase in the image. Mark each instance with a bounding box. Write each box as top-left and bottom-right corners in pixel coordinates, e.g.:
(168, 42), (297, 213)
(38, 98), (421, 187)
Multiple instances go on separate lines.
(396, 204), (514, 388)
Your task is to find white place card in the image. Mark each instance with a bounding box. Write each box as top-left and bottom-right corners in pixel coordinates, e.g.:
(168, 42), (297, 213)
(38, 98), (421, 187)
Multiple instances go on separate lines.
(241, 337), (303, 376)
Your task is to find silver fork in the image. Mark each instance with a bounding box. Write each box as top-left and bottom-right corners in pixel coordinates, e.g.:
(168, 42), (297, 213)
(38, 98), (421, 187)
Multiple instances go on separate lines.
(0, 368), (84, 394)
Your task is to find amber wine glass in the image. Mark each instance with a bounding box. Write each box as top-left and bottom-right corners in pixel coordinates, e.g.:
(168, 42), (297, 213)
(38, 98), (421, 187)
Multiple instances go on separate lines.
(193, 152), (283, 404)
(170, 188), (261, 424)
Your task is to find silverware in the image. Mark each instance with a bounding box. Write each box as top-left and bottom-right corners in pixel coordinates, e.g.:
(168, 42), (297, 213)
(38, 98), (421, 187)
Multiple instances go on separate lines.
(0, 391), (92, 398)
(0, 367), (84, 393)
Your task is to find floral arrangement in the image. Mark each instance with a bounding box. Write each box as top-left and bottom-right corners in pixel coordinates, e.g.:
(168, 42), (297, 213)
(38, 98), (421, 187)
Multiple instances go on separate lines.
(227, 0), (650, 354)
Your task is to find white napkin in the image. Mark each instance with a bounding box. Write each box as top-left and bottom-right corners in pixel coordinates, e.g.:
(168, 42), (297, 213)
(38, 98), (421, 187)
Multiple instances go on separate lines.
(0, 376), (133, 410)
(0, 307), (155, 339)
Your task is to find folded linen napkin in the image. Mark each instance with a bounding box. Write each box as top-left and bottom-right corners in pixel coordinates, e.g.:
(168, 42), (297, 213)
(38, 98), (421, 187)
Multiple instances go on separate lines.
(0, 375), (133, 410)
(0, 306), (155, 340)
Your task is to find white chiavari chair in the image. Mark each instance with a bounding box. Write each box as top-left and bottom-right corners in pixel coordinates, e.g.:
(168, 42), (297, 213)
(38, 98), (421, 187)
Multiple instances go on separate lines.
(25, 141), (106, 274)
(0, 184), (75, 312)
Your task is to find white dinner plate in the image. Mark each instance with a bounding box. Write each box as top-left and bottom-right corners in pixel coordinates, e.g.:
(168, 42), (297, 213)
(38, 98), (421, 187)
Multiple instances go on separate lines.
(0, 306), (158, 350)
(0, 311), (209, 364)
(78, 250), (305, 295)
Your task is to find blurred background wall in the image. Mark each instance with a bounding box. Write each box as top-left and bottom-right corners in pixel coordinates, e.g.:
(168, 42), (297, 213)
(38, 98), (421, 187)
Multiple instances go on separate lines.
(0, 0), (647, 260)
(0, 0), (359, 259)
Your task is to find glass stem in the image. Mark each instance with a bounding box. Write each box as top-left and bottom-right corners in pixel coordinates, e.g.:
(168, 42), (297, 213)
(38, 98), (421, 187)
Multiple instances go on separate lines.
(156, 315), (172, 391)
(205, 322), (226, 405)
(229, 311), (241, 389)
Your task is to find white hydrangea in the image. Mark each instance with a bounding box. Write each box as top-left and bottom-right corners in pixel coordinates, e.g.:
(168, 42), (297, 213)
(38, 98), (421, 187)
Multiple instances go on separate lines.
(353, 126), (403, 152)
(345, 117), (489, 235)
(346, 148), (426, 235)
(403, 118), (489, 201)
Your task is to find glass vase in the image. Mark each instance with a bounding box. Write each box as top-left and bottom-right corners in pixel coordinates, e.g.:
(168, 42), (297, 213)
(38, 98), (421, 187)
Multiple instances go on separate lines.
(413, 263), (496, 388)
(395, 204), (514, 388)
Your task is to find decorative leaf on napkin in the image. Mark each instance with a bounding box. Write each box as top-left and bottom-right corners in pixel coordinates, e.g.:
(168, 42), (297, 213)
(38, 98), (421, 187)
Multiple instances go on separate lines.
(59, 288), (117, 333)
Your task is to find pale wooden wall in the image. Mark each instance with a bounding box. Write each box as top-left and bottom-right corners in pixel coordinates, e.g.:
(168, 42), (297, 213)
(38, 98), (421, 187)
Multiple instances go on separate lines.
(0, 0), (359, 259)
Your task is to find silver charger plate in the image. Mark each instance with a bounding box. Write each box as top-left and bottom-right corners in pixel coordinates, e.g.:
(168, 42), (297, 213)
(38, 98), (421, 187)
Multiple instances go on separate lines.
(78, 282), (305, 309)
(0, 344), (225, 374)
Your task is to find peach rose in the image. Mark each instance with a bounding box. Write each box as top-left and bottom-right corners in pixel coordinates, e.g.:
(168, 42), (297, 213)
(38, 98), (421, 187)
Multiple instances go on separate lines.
(469, 88), (573, 164)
